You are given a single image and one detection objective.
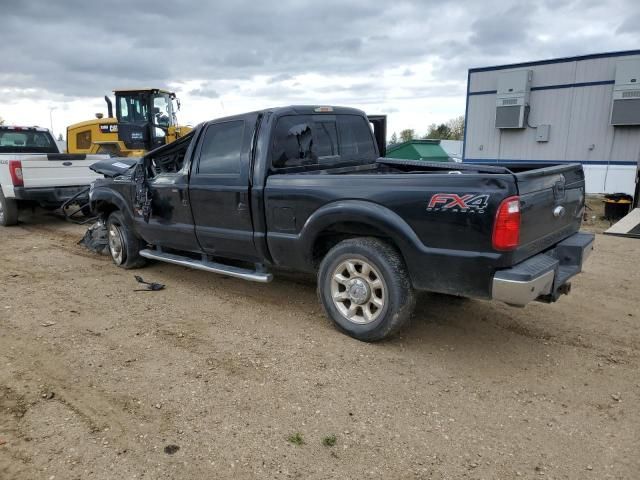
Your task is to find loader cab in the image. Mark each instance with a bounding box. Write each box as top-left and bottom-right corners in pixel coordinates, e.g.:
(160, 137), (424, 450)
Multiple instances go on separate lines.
(114, 89), (178, 151)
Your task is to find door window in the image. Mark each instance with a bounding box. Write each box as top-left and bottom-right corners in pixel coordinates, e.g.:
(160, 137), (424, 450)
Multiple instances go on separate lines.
(197, 121), (244, 175)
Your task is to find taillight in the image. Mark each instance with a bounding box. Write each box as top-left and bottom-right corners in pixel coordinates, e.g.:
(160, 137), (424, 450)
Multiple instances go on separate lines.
(493, 196), (520, 251)
(9, 160), (23, 187)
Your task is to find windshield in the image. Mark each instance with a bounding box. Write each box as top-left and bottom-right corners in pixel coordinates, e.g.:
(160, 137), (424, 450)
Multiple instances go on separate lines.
(0, 128), (58, 154)
(271, 114), (377, 170)
(117, 94), (149, 124)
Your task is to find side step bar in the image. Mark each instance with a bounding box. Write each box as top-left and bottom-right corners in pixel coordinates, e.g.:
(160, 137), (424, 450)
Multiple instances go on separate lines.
(139, 249), (273, 283)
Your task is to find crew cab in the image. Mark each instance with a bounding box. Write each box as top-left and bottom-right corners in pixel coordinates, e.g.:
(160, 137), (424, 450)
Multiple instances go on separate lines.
(89, 106), (594, 341)
(0, 125), (105, 226)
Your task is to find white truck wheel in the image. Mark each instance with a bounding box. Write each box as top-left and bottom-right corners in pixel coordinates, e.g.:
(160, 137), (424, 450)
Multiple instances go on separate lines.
(0, 190), (19, 226)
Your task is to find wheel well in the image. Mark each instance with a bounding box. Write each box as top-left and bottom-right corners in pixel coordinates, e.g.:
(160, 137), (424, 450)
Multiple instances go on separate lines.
(311, 222), (401, 268)
(93, 200), (119, 219)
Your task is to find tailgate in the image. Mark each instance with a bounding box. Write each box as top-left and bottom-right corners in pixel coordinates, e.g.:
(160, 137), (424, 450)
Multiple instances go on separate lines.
(513, 163), (585, 261)
(20, 154), (104, 188)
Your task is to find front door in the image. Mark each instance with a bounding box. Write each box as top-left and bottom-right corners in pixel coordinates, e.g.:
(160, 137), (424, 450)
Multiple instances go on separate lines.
(188, 116), (258, 262)
(189, 115), (258, 261)
(133, 137), (199, 252)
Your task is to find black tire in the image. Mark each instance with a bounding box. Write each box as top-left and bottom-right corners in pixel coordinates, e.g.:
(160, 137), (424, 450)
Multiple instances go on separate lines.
(0, 190), (19, 226)
(106, 210), (146, 269)
(317, 237), (415, 342)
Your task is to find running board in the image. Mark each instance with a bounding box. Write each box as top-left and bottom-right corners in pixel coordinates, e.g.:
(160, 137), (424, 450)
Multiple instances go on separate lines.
(139, 249), (273, 283)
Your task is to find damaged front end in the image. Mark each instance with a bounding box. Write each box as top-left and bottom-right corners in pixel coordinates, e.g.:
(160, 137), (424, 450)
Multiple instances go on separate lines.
(78, 157), (146, 254)
(88, 156), (153, 222)
(132, 162), (153, 223)
(62, 158), (142, 225)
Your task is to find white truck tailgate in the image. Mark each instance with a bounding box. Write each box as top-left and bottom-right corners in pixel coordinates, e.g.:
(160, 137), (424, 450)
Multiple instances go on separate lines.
(20, 155), (104, 188)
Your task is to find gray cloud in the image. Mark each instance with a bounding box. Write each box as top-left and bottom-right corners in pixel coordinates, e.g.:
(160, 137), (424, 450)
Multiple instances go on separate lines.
(617, 13), (640, 34)
(0, 0), (638, 107)
(469, 4), (535, 54)
(267, 73), (294, 84)
(188, 86), (220, 98)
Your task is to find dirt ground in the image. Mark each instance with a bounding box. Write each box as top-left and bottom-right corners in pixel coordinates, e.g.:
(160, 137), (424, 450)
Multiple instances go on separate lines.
(1, 209), (639, 480)
(582, 195), (619, 234)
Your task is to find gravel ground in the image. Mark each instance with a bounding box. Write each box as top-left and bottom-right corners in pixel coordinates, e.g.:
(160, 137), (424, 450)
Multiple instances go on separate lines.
(0, 211), (638, 479)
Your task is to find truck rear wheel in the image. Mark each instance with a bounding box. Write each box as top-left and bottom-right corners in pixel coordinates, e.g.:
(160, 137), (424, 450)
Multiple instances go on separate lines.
(0, 190), (19, 226)
(106, 211), (146, 269)
(317, 237), (415, 342)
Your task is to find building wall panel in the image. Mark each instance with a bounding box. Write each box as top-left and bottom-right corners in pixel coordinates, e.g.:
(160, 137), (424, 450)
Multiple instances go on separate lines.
(465, 51), (640, 194)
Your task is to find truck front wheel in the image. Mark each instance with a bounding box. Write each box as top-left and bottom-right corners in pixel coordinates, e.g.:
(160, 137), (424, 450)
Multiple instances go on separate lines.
(106, 211), (146, 269)
(317, 237), (415, 342)
(0, 190), (19, 226)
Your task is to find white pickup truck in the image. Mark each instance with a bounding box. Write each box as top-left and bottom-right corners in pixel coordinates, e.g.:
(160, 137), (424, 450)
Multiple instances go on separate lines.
(0, 125), (106, 226)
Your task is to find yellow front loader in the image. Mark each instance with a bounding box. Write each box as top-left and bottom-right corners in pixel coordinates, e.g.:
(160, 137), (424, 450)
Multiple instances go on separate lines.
(67, 88), (192, 157)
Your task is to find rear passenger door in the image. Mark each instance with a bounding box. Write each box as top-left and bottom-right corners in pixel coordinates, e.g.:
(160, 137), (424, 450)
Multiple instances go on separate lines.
(189, 116), (258, 262)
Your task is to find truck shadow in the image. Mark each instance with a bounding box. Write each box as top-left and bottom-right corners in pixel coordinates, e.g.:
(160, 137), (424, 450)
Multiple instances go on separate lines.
(47, 247), (610, 379)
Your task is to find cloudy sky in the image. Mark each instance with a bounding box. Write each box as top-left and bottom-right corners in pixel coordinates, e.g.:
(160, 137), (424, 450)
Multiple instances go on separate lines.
(1, 0), (639, 139)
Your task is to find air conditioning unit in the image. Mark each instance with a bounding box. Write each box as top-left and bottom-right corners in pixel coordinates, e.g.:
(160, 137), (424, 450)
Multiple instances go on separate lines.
(495, 70), (532, 129)
(611, 59), (640, 126)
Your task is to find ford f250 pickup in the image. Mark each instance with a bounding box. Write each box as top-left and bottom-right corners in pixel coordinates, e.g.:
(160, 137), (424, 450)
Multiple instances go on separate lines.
(0, 125), (104, 226)
(88, 106), (594, 341)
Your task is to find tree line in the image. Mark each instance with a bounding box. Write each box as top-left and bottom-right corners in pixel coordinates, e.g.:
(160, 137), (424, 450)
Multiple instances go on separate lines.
(389, 115), (464, 145)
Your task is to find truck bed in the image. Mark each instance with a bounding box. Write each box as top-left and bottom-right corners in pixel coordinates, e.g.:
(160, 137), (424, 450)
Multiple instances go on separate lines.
(264, 159), (584, 297)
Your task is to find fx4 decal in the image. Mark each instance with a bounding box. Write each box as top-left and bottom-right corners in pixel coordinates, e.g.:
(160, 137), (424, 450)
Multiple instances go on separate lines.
(427, 193), (490, 213)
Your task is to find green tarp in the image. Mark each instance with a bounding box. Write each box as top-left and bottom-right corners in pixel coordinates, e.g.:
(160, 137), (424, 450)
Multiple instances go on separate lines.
(386, 139), (450, 162)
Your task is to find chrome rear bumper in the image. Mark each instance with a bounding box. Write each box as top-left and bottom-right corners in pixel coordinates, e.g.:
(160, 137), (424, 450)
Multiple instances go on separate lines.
(492, 232), (594, 307)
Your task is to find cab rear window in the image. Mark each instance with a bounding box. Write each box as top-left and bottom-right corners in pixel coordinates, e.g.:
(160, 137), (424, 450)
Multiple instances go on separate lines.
(0, 128), (58, 154)
(271, 114), (377, 170)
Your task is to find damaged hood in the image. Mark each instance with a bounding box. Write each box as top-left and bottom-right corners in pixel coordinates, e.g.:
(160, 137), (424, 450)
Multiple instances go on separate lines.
(90, 157), (140, 178)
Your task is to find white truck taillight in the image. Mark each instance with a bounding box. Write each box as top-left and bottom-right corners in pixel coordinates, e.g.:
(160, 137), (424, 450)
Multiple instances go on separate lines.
(492, 196), (521, 251)
(9, 160), (24, 187)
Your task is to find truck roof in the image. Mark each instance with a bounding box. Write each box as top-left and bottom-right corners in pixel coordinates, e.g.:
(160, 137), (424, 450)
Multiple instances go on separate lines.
(266, 105), (367, 116)
(0, 125), (50, 132)
(206, 105), (368, 124)
(113, 88), (175, 95)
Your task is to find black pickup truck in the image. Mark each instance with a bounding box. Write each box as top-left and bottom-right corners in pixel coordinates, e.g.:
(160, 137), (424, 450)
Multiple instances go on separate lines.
(89, 105), (594, 341)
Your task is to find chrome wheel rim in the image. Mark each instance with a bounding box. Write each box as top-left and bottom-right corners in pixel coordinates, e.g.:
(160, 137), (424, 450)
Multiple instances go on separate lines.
(108, 223), (125, 264)
(330, 258), (386, 325)
(0, 201), (4, 223)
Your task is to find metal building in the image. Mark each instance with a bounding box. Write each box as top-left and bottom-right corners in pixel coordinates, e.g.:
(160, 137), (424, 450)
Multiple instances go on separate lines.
(463, 50), (640, 196)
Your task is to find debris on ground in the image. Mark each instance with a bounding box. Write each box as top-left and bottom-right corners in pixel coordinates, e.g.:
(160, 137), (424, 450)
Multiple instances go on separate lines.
(78, 220), (109, 255)
(164, 444), (180, 455)
(41, 321), (56, 327)
(134, 276), (165, 292)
